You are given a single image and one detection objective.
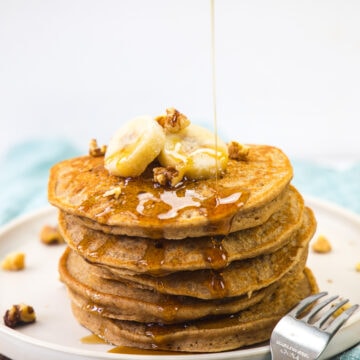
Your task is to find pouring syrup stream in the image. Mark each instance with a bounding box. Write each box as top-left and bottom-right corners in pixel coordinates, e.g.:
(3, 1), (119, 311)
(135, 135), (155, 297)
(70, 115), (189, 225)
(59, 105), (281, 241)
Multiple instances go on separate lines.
(211, 0), (219, 188)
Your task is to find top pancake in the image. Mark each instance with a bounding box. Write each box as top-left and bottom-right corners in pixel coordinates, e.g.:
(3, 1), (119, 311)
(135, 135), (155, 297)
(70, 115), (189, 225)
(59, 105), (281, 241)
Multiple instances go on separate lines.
(48, 144), (293, 239)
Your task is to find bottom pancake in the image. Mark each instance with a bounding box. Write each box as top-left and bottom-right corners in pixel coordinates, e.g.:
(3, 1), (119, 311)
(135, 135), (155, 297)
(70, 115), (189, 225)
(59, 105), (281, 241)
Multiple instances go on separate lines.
(70, 267), (318, 353)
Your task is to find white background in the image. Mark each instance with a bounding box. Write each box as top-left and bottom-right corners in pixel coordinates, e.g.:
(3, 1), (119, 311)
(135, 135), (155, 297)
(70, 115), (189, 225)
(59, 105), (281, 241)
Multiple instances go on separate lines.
(1, 0), (360, 162)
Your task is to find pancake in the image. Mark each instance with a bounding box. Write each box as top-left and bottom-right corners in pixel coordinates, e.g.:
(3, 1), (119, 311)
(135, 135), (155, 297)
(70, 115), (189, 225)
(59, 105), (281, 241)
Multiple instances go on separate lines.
(70, 267), (318, 352)
(48, 144), (293, 239)
(60, 247), (279, 324)
(58, 185), (304, 275)
(90, 207), (315, 299)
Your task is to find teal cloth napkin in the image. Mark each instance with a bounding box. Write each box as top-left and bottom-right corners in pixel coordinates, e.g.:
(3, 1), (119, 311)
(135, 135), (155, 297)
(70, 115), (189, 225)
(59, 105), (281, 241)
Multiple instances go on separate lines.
(0, 139), (81, 226)
(292, 159), (360, 215)
(0, 140), (359, 359)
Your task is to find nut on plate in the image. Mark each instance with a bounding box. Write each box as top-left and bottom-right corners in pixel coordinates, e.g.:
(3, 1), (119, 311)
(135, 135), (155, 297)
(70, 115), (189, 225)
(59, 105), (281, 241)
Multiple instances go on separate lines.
(3, 304), (36, 328)
(1, 252), (25, 271)
(312, 234), (332, 253)
(39, 225), (65, 245)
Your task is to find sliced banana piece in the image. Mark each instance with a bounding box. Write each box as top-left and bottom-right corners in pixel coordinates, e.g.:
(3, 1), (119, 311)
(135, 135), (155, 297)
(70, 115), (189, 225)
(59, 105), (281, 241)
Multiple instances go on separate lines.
(104, 116), (165, 177)
(158, 123), (228, 180)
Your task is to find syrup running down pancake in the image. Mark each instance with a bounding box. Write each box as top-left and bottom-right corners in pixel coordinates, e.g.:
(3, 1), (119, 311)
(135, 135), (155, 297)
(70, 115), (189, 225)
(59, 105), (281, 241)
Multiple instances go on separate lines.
(58, 185), (304, 274)
(87, 207), (314, 300)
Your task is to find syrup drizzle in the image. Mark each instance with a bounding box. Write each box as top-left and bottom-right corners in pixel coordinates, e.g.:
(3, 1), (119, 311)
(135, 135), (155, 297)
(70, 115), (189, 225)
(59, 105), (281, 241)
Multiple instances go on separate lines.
(138, 240), (166, 272)
(80, 334), (106, 344)
(203, 236), (228, 269)
(211, 0), (219, 188)
(81, 334), (186, 355)
(78, 165), (250, 239)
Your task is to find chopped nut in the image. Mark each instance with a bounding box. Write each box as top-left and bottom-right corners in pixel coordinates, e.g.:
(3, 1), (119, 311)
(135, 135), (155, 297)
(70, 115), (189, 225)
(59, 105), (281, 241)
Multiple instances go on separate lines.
(333, 302), (352, 317)
(40, 225), (65, 245)
(103, 186), (122, 199)
(355, 262), (360, 272)
(228, 141), (249, 161)
(3, 304), (36, 328)
(153, 166), (182, 187)
(155, 108), (190, 133)
(1, 252), (25, 271)
(312, 235), (332, 253)
(89, 138), (107, 157)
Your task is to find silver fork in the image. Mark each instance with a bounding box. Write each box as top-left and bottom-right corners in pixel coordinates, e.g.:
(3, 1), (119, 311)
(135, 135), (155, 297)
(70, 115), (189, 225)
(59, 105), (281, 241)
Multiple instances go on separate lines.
(270, 292), (359, 360)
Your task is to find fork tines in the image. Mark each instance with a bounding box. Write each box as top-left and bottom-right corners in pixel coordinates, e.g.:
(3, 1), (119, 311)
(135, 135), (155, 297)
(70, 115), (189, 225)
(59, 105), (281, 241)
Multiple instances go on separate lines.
(290, 291), (359, 334)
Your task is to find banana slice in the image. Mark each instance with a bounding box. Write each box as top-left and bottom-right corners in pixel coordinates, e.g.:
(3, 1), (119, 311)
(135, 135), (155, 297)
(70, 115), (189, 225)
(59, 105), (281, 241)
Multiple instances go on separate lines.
(158, 124), (228, 180)
(104, 116), (165, 177)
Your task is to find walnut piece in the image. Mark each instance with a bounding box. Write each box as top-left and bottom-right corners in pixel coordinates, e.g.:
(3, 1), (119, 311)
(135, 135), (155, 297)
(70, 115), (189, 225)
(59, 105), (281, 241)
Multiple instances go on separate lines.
(228, 141), (249, 160)
(155, 108), (190, 133)
(89, 138), (107, 157)
(1, 252), (25, 271)
(312, 235), (332, 253)
(333, 303), (352, 318)
(153, 166), (182, 187)
(40, 225), (65, 245)
(3, 304), (36, 328)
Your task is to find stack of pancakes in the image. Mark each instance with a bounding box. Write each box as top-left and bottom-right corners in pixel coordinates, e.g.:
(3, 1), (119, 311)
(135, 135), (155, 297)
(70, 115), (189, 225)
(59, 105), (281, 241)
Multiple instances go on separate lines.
(49, 144), (318, 353)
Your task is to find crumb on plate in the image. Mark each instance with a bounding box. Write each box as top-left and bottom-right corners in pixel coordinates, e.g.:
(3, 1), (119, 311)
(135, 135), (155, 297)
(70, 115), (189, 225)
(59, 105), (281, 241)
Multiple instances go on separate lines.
(1, 252), (25, 271)
(312, 234), (332, 254)
(39, 225), (65, 245)
(355, 262), (360, 272)
(3, 304), (36, 328)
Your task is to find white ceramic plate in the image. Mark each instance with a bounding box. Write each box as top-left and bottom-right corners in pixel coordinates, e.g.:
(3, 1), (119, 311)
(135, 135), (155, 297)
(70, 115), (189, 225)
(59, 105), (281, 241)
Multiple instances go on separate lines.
(0, 197), (360, 360)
